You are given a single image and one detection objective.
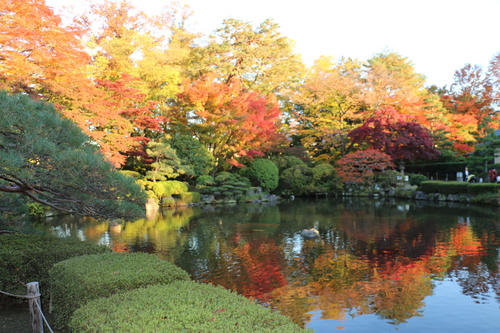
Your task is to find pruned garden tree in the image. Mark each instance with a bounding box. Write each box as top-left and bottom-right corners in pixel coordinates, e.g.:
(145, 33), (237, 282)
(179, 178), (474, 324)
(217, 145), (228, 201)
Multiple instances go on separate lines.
(348, 106), (440, 162)
(0, 91), (147, 226)
(337, 149), (395, 184)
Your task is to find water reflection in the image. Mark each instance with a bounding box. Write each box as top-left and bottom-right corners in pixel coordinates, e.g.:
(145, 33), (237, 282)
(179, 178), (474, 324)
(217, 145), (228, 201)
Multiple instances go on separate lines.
(37, 198), (500, 332)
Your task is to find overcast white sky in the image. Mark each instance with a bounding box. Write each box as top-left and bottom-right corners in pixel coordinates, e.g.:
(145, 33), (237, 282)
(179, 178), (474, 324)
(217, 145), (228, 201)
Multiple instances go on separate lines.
(46, 0), (500, 87)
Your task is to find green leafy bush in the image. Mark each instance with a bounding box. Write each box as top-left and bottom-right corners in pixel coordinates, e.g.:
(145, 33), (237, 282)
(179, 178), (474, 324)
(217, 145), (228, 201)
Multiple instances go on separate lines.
(70, 281), (311, 333)
(196, 172), (251, 197)
(436, 181), (468, 195)
(467, 183), (500, 196)
(242, 159), (279, 191)
(150, 180), (188, 198)
(279, 165), (312, 196)
(418, 181), (441, 194)
(0, 234), (110, 295)
(375, 170), (403, 187)
(409, 174), (428, 186)
(49, 252), (190, 329)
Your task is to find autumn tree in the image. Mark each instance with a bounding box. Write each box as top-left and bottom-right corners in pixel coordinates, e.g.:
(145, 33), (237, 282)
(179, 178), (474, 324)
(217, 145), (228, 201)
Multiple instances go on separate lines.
(0, 91), (146, 226)
(187, 18), (304, 97)
(0, 0), (92, 100)
(337, 150), (395, 184)
(441, 63), (495, 137)
(172, 74), (284, 171)
(361, 51), (427, 115)
(294, 56), (364, 161)
(348, 106), (440, 162)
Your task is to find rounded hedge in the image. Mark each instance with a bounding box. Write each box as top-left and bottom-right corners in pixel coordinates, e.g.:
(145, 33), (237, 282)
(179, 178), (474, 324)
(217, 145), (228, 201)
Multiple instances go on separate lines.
(244, 159), (279, 191)
(49, 252), (190, 329)
(0, 234), (111, 295)
(70, 281), (311, 333)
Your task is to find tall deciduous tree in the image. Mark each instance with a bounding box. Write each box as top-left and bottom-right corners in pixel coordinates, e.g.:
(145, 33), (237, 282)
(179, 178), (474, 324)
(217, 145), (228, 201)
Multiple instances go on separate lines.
(0, 0), (94, 101)
(188, 18), (304, 97)
(294, 56), (364, 161)
(0, 91), (146, 225)
(348, 106), (440, 162)
(173, 74), (283, 170)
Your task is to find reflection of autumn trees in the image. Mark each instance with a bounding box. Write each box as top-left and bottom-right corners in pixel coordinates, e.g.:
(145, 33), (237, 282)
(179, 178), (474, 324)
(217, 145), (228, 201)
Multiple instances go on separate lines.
(268, 214), (499, 327)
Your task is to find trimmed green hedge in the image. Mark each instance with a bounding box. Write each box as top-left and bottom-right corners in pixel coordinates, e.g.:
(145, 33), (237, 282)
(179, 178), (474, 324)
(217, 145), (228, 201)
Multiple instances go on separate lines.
(418, 181), (441, 194)
(0, 234), (110, 295)
(437, 181), (469, 195)
(49, 252), (190, 329)
(70, 281), (311, 333)
(419, 181), (500, 196)
(467, 183), (500, 196)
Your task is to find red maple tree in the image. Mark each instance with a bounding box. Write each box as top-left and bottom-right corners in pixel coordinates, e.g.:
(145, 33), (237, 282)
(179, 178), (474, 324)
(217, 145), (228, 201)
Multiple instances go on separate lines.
(348, 106), (440, 162)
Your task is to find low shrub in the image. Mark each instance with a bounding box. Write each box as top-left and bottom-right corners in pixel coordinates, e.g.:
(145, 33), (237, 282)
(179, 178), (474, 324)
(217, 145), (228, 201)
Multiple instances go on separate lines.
(0, 234), (110, 295)
(437, 181), (469, 195)
(70, 281), (311, 333)
(409, 174), (428, 186)
(241, 159), (279, 192)
(49, 252), (190, 329)
(418, 181), (441, 194)
(467, 183), (500, 196)
(375, 170), (403, 187)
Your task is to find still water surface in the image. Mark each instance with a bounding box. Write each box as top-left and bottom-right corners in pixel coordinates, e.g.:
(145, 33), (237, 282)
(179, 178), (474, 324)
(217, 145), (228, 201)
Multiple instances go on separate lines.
(37, 197), (500, 332)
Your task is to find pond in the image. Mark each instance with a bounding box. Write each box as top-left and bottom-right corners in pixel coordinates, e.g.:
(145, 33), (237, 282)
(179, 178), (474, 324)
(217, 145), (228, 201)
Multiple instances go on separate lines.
(36, 197), (500, 332)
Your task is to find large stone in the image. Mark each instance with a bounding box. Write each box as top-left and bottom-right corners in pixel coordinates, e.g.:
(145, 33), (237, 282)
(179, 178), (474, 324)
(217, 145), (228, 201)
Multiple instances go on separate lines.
(414, 191), (428, 200)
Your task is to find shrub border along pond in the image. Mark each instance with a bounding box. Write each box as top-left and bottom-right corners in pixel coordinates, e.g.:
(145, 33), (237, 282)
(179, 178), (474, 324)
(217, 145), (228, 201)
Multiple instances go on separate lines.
(49, 252), (190, 330)
(0, 234), (111, 296)
(418, 181), (500, 196)
(70, 281), (310, 333)
(49, 252), (309, 332)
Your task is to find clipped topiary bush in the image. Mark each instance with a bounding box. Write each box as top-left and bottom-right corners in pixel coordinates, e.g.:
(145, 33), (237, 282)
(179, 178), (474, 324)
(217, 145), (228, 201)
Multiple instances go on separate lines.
(70, 281), (311, 333)
(196, 172), (251, 197)
(418, 181), (441, 194)
(467, 183), (500, 196)
(0, 234), (111, 295)
(437, 181), (468, 195)
(151, 180), (188, 198)
(242, 159), (279, 192)
(49, 252), (190, 329)
(409, 173), (428, 186)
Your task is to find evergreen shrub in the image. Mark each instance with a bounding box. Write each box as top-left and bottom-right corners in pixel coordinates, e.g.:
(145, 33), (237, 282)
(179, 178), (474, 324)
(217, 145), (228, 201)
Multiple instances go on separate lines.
(467, 183), (500, 196)
(375, 170), (403, 187)
(409, 174), (428, 186)
(151, 180), (188, 198)
(437, 181), (469, 195)
(70, 281), (311, 333)
(242, 159), (279, 191)
(0, 234), (110, 295)
(418, 181), (441, 194)
(49, 252), (190, 329)
(196, 172), (251, 197)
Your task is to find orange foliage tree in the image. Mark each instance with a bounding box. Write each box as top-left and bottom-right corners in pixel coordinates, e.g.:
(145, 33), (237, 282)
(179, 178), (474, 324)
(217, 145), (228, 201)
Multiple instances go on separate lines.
(172, 74), (283, 169)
